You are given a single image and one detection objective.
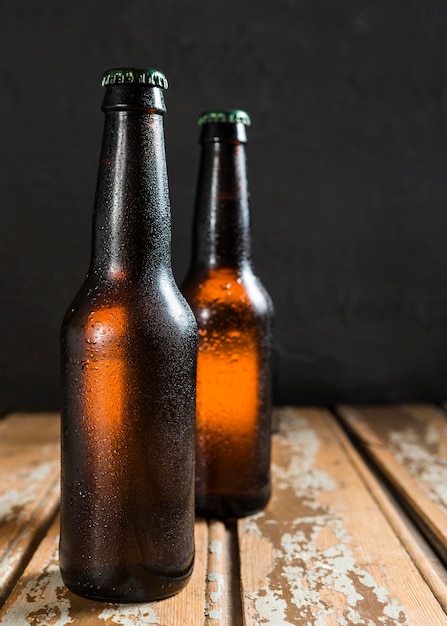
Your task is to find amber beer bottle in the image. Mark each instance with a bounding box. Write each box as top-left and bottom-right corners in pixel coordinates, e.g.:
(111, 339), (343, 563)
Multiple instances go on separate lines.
(182, 110), (274, 518)
(60, 68), (197, 602)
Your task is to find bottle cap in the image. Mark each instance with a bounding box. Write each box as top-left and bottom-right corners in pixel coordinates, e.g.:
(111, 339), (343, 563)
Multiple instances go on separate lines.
(198, 110), (251, 126)
(102, 68), (168, 89)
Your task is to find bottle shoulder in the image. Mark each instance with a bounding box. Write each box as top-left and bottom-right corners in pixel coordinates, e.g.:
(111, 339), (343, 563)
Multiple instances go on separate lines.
(62, 272), (197, 340)
(181, 266), (274, 319)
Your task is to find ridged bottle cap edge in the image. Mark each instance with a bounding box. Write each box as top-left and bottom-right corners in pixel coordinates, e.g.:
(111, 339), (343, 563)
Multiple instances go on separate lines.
(102, 68), (168, 89)
(198, 110), (251, 126)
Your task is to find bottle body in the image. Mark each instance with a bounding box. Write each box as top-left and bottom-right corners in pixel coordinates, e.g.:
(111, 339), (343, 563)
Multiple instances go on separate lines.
(182, 113), (274, 518)
(182, 265), (273, 517)
(60, 278), (196, 601)
(60, 70), (197, 602)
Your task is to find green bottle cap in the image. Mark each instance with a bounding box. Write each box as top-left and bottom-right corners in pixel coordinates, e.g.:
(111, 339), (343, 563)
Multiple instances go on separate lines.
(101, 68), (168, 89)
(197, 110), (251, 126)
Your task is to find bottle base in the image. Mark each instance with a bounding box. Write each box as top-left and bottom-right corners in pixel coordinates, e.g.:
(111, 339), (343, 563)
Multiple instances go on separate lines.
(60, 558), (194, 603)
(195, 484), (271, 519)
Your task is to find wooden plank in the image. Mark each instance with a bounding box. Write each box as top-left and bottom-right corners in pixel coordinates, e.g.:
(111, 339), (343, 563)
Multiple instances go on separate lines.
(205, 520), (227, 624)
(238, 407), (447, 625)
(204, 520), (243, 626)
(333, 409), (447, 615)
(0, 413), (60, 605)
(203, 520), (236, 625)
(0, 515), (209, 625)
(337, 404), (447, 562)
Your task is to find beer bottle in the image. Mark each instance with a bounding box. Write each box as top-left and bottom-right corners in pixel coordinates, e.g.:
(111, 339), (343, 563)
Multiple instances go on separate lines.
(181, 110), (274, 518)
(60, 68), (197, 602)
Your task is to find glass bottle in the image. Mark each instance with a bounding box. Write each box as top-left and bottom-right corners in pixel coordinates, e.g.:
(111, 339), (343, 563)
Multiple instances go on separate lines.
(182, 110), (274, 518)
(60, 68), (197, 602)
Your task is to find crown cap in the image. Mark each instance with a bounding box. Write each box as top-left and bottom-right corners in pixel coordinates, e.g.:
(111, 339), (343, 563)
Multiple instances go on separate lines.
(102, 68), (168, 89)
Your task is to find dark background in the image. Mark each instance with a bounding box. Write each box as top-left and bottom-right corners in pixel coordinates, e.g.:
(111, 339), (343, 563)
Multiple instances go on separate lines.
(1, 0), (447, 412)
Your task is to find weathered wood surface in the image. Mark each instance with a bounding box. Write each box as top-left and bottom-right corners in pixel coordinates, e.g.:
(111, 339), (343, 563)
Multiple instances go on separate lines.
(338, 404), (447, 563)
(333, 411), (447, 616)
(0, 515), (209, 625)
(204, 519), (242, 626)
(2, 409), (447, 625)
(238, 407), (447, 625)
(0, 413), (60, 604)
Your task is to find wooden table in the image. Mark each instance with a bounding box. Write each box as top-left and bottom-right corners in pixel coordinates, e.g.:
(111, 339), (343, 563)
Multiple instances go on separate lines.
(2, 406), (447, 625)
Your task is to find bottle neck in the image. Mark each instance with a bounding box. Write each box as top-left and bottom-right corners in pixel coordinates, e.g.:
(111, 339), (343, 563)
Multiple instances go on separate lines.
(191, 139), (252, 271)
(89, 89), (171, 280)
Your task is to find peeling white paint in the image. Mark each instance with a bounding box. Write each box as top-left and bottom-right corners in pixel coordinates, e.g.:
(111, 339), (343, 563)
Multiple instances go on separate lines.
(205, 571), (225, 621)
(0, 460), (59, 592)
(0, 536), (73, 626)
(1, 534), (160, 625)
(276, 407), (308, 430)
(248, 513), (409, 625)
(98, 605), (159, 624)
(17, 461), (57, 485)
(209, 539), (222, 562)
(207, 570), (224, 603)
(249, 587), (291, 626)
(0, 461), (58, 521)
(383, 598), (408, 620)
(207, 572), (223, 584)
(242, 513), (264, 537)
(0, 550), (21, 589)
(272, 427), (337, 502)
(0, 489), (26, 520)
(243, 415), (409, 625)
(424, 422), (441, 448)
(389, 430), (447, 514)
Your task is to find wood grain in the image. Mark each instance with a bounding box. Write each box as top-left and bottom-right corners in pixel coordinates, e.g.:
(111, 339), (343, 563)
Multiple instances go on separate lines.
(338, 404), (447, 562)
(0, 413), (60, 605)
(204, 519), (243, 626)
(333, 409), (447, 614)
(0, 516), (208, 625)
(3, 408), (447, 625)
(238, 407), (447, 625)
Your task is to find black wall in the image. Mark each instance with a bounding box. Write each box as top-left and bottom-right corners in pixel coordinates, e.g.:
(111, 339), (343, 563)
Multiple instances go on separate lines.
(2, 0), (447, 411)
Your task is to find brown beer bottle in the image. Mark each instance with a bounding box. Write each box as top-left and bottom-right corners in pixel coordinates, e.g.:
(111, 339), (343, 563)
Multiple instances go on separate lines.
(181, 110), (274, 518)
(60, 68), (197, 602)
